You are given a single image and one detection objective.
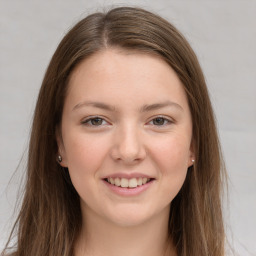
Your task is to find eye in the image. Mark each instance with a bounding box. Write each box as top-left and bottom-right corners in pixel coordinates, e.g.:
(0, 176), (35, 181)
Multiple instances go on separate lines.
(149, 116), (172, 126)
(81, 117), (108, 127)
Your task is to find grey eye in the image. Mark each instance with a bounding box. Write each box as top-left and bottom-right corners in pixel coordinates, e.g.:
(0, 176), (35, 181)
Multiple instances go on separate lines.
(90, 118), (104, 126)
(152, 117), (168, 125)
(82, 117), (106, 126)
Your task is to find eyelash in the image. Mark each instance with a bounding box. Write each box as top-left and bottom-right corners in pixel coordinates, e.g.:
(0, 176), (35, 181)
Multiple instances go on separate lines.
(81, 116), (173, 128)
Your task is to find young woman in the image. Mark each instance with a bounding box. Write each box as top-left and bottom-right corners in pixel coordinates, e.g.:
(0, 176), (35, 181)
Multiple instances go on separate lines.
(2, 6), (227, 256)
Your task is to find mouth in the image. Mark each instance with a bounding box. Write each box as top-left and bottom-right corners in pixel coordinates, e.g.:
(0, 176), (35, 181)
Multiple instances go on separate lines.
(104, 177), (154, 189)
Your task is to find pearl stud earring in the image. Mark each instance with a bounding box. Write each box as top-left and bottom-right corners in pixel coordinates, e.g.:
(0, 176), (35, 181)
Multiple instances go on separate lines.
(58, 155), (62, 163)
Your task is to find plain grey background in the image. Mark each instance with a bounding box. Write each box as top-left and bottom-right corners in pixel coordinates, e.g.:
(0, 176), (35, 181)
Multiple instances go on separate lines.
(0, 0), (255, 255)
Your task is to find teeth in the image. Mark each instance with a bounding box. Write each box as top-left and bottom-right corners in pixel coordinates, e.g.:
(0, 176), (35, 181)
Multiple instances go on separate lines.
(114, 178), (121, 186)
(106, 177), (152, 188)
(121, 178), (129, 188)
(129, 178), (137, 188)
(142, 177), (148, 185)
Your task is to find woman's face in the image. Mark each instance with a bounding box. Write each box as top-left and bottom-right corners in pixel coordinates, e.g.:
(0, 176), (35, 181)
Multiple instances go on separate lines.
(58, 49), (194, 227)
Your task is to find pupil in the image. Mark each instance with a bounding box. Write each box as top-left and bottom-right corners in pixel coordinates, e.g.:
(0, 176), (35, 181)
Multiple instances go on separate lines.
(154, 117), (164, 125)
(92, 118), (102, 125)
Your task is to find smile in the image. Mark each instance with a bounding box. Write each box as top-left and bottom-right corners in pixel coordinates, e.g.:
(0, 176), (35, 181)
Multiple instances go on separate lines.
(105, 177), (153, 188)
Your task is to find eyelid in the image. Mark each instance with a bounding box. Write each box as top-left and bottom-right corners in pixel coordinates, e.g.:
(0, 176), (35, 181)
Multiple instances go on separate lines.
(81, 116), (109, 127)
(147, 115), (174, 127)
(81, 115), (174, 128)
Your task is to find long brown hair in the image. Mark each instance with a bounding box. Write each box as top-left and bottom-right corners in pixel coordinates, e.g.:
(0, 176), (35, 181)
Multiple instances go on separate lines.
(2, 6), (227, 256)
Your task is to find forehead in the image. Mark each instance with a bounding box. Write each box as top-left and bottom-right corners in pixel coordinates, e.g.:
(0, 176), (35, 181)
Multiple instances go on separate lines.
(65, 48), (189, 113)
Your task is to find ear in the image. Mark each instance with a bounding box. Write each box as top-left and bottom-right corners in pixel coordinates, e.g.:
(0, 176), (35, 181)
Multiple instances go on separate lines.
(56, 127), (68, 168)
(188, 138), (196, 167)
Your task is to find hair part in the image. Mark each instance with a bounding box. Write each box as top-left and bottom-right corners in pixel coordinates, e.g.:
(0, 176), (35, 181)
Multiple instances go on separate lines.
(2, 6), (227, 256)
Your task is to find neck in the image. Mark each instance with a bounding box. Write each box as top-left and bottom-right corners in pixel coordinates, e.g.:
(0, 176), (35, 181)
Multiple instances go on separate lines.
(75, 205), (176, 256)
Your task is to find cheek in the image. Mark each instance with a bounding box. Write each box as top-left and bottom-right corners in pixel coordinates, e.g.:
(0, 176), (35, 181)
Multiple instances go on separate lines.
(149, 135), (190, 191)
(64, 133), (108, 177)
(63, 134), (110, 203)
(151, 135), (190, 168)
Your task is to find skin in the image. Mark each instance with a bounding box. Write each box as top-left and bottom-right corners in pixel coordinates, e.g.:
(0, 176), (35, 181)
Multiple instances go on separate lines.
(58, 48), (194, 256)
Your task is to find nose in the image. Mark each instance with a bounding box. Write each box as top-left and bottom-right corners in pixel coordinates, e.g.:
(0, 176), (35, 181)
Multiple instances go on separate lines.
(110, 124), (146, 165)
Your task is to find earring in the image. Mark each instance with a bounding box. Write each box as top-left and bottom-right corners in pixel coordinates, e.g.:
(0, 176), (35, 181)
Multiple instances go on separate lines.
(192, 159), (195, 163)
(58, 155), (62, 163)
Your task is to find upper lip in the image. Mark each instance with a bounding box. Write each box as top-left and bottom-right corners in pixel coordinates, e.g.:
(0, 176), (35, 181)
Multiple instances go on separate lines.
(102, 172), (154, 179)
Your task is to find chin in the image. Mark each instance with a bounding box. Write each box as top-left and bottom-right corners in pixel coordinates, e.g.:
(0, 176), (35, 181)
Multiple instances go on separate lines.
(104, 204), (167, 228)
(110, 214), (150, 228)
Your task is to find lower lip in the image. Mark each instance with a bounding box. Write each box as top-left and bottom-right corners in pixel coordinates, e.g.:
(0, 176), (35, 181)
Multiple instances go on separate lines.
(103, 179), (154, 196)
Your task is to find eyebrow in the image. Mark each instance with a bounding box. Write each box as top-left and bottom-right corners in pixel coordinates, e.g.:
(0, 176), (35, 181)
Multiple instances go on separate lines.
(72, 100), (183, 112)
